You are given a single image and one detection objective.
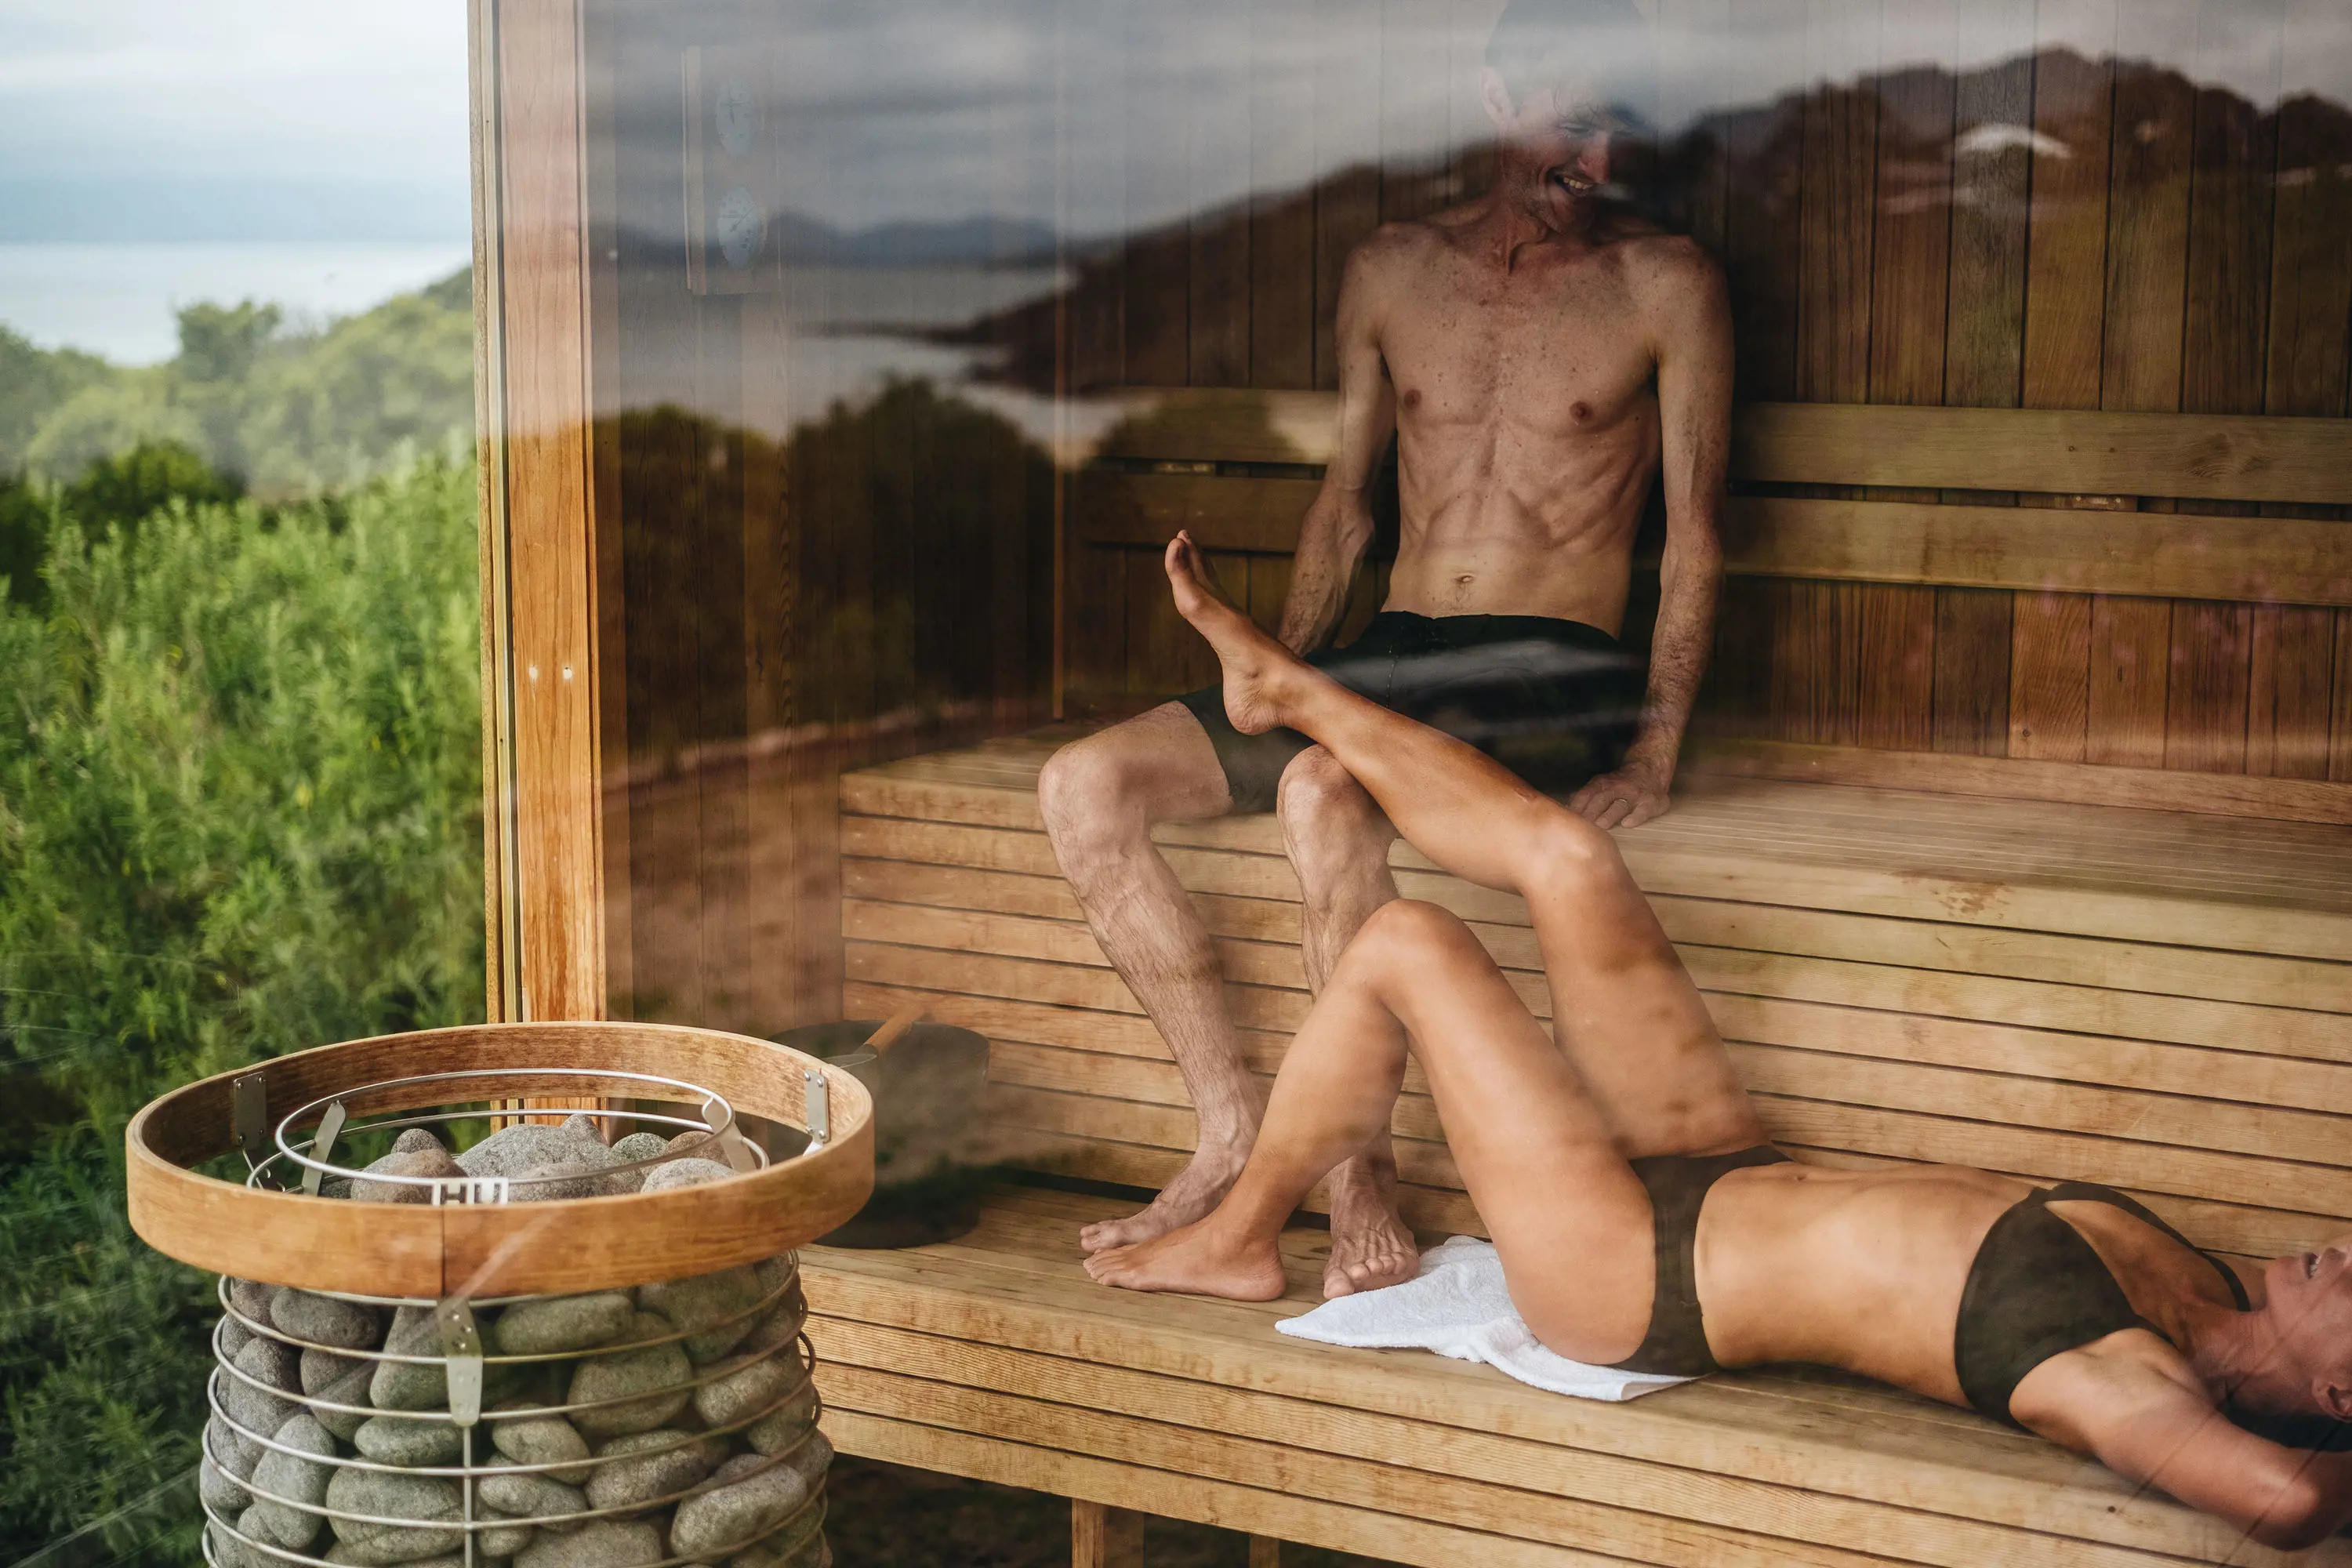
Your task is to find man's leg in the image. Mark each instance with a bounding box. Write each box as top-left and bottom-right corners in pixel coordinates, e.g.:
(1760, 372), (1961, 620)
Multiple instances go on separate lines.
(1274, 746), (1418, 1296)
(1165, 533), (1763, 1158)
(1038, 703), (1256, 1252)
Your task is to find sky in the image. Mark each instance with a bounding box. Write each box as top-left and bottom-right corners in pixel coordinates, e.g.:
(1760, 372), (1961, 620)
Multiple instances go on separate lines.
(0, 0), (470, 241)
(0, 0), (2343, 247)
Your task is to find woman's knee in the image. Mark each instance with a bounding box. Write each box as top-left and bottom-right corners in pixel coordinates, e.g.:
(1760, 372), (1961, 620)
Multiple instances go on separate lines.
(1342, 897), (1479, 982)
(1518, 808), (1624, 899)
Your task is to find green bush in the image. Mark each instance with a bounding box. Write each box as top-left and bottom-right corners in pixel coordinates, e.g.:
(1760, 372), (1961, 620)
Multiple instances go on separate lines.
(16, 270), (475, 503)
(0, 452), (486, 1561)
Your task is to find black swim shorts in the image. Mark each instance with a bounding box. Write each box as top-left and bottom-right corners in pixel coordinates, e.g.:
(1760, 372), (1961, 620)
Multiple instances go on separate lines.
(1175, 610), (1645, 815)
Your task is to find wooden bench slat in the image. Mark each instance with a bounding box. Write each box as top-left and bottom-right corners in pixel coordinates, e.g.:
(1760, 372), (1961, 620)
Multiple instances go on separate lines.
(1085, 389), (2352, 505)
(1683, 742), (2352, 829)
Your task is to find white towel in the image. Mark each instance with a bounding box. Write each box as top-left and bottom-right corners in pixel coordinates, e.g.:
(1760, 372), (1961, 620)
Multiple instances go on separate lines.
(1275, 1235), (1693, 1402)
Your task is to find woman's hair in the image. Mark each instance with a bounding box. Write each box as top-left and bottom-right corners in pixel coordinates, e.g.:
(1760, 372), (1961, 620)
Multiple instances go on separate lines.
(2227, 1403), (2352, 1453)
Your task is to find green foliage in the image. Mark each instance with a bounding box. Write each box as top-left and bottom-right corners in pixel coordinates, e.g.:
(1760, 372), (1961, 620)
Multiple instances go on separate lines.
(0, 452), (486, 1559)
(15, 270), (475, 503)
(0, 326), (111, 473)
(0, 1135), (216, 1564)
(0, 459), (487, 1128)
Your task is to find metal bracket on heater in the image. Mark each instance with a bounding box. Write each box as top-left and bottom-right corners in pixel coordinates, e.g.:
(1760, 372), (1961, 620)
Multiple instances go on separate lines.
(802, 1068), (830, 1151)
(232, 1070), (279, 1189)
(706, 1097), (761, 1173)
(435, 1298), (485, 1427)
(299, 1099), (349, 1196)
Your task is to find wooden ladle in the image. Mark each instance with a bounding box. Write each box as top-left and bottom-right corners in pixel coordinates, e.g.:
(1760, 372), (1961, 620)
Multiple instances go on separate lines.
(862, 1000), (927, 1055)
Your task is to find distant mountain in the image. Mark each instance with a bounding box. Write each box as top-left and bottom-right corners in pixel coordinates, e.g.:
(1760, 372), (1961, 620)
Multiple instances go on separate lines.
(771, 212), (1062, 268)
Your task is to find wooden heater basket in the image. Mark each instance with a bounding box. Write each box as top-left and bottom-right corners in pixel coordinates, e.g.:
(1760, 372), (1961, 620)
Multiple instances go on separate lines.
(126, 1021), (876, 1299)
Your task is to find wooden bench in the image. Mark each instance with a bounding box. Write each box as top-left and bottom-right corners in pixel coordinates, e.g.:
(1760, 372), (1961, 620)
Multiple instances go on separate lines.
(798, 396), (2352, 1566)
(803, 737), (2352, 1566)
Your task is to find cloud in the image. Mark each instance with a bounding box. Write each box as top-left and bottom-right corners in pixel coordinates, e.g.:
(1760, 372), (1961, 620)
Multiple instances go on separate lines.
(0, 0), (467, 185)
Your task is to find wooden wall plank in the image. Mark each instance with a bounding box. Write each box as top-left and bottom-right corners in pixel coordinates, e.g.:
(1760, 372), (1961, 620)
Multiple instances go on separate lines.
(1721, 0), (1806, 403)
(2335, 625), (2352, 782)
(1378, 0), (1450, 224)
(1124, 4), (1191, 387)
(2100, 3), (2197, 416)
(2009, 592), (2092, 760)
(1313, 0), (1382, 390)
(2247, 607), (2337, 779)
(1797, 19), (1875, 406)
(1727, 404), (2352, 503)
(1930, 590), (2009, 755)
(2165, 601), (2254, 773)
(1944, 4), (2034, 408)
(1250, 0), (1319, 391)
(2265, 16), (2352, 422)
(2021, 1), (2116, 412)
(1933, 2), (2033, 757)
(2265, 9), (2352, 779)
(1189, 0), (1252, 387)
(2085, 597), (2171, 768)
(1867, 4), (1955, 408)
(2181, 0), (2282, 423)
(1064, 3), (1127, 397)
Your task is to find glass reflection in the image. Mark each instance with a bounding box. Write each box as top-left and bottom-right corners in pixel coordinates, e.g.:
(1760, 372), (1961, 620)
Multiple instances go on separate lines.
(583, 0), (2351, 1029)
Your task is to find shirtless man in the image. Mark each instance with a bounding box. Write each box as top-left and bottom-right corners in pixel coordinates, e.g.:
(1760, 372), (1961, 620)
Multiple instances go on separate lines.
(1036, 0), (1730, 1297)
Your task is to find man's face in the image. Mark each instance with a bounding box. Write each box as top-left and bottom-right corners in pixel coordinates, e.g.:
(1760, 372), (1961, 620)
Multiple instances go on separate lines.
(1481, 67), (1616, 227)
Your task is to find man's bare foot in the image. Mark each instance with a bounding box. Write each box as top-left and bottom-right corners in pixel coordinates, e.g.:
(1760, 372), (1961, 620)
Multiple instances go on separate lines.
(1084, 1216), (1288, 1300)
(1163, 532), (1296, 736)
(1078, 1141), (1248, 1254)
(1322, 1155), (1421, 1298)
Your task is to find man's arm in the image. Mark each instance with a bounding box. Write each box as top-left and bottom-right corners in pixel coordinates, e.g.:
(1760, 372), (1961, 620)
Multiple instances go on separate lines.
(1568, 244), (1733, 830)
(1277, 245), (1397, 655)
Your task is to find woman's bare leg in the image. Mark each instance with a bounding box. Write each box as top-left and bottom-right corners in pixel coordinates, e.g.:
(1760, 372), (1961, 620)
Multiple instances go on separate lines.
(1087, 899), (1657, 1363)
(1163, 532), (1764, 1160)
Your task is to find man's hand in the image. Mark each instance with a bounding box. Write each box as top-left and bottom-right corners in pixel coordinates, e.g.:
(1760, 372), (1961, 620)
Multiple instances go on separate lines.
(1568, 758), (1673, 830)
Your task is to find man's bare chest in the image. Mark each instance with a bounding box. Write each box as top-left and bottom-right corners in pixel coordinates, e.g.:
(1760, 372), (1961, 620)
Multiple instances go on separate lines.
(1381, 273), (1657, 437)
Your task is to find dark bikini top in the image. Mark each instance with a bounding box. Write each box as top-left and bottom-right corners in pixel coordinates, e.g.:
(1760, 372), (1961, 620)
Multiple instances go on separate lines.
(1954, 1181), (2249, 1424)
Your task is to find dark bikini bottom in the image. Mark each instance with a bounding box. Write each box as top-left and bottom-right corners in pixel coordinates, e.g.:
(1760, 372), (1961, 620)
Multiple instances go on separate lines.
(1609, 1145), (1791, 1375)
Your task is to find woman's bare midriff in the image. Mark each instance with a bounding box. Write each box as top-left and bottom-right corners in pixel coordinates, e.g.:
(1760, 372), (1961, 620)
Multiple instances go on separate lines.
(1523, 1162), (2045, 1404)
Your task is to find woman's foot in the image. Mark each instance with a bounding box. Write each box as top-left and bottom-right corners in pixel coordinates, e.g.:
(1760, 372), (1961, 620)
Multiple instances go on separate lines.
(1164, 532), (1299, 736)
(1083, 1214), (1289, 1300)
(1078, 1139), (1249, 1254)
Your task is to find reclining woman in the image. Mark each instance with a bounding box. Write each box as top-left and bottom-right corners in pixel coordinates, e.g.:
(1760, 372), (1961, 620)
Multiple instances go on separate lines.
(1089, 532), (2352, 1550)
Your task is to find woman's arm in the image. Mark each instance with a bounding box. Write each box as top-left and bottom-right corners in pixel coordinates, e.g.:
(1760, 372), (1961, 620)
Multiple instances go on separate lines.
(2016, 1341), (2352, 1550)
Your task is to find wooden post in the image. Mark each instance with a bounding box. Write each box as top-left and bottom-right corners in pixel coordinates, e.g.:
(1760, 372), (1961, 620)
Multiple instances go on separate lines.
(1247, 1537), (1281, 1567)
(1071, 1499), (1145, 1567)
